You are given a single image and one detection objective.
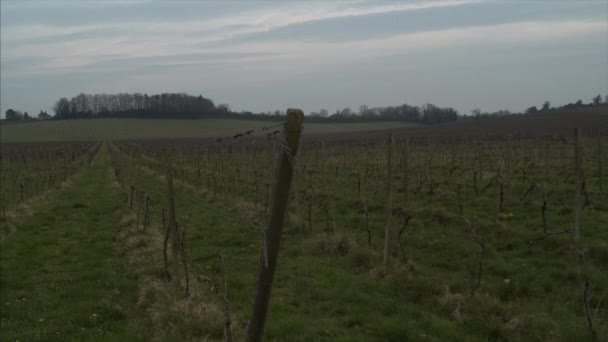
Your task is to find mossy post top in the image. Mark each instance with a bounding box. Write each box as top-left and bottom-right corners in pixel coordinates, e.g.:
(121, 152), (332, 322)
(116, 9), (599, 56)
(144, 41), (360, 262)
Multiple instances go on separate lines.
(285, 108), (304, 155)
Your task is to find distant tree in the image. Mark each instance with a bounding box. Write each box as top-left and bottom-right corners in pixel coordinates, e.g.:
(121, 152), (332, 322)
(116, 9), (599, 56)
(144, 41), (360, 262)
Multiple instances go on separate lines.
(592, 94), (602, 106)
(359, 105), (369, 115)
(525, 106), (538, 114)
(541, 101), (551, 111)
(217, 104), (230, 113)
(471, 108), (482, 118)
(37, 110), (51, 120)
(491, 110), (511, 116)
(5, 109), (16, 120)
(5, 109), (23, 121)
(319, 109), (329, 117)
(53, 97), (71, 118)
(605, 94), (608, 104)
(23, 112), (31, 120)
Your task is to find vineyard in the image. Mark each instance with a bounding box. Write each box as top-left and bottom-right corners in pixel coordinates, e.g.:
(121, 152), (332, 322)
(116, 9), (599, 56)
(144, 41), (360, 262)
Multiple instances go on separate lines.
(0, 142), (99, 216)
(1, 113), (607, 341)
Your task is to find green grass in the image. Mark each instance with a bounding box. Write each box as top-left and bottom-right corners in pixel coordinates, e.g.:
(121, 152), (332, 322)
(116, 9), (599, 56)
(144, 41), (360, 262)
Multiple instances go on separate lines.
(0, 118), (417, 143)
(0, 146), (152, 341)
(1, 135), (606, 341)
(108, 137), (608, 341)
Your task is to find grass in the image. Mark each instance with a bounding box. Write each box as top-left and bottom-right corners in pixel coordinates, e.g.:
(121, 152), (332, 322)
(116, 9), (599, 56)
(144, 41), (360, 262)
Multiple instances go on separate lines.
(0, 146), (152, 341)
(108, 136), (608, 341)
(0, 118), (418, 143)
(1, 132), (606, 340)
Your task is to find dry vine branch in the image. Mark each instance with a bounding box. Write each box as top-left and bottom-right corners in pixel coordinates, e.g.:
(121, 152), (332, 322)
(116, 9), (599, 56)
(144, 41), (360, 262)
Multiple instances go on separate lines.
(528, 229), (570, 247)
(520, 183), (536, 201)
(398, 209), (412, 260)
(449, 215), (486, 293)
(361, 198), (372, 248)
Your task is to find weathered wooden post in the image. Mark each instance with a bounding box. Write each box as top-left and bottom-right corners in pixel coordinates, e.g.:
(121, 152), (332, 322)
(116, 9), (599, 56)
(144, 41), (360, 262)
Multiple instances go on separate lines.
(384, 133), (394, 265)
(19, 177), (24, 202)
(143, 194), (150, 232)
(247, 109), (303, 342)
(541, 183), (548, 233)
(129, 185), (135, 208)
(573, 128), (598, 340)
(402, 138), (409, 207)
(598, 132), (603, 194)
(166, 158), (179, 282)
(574, 128), (581, 243)
(496, 160), (504, 216)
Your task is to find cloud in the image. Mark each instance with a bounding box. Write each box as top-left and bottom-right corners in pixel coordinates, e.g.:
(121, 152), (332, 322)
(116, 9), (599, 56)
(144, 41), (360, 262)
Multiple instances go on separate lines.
(1, 0), (606, 117)
(3, 1), (481, 40)
(2, 1), (482, 52)
(1, 0), (485, 76)
(39, 19), (603, 91)
(3, 15), (604, 83)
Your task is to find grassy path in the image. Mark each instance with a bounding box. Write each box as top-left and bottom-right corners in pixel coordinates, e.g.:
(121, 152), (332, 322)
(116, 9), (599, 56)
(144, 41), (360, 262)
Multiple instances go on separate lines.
(0, 146), (151, 341)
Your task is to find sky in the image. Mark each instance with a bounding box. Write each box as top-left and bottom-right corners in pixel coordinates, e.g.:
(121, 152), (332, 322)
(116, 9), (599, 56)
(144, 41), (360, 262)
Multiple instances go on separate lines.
(1, 0), (607, 118)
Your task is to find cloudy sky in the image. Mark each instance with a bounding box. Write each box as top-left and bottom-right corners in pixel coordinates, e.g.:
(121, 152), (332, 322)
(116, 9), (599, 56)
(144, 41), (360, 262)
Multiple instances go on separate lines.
(1, 0), (607, 117)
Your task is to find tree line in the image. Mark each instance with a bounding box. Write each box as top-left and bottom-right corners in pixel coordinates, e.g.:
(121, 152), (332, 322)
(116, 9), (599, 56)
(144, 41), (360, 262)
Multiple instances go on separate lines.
(46, 92), (460, 124)
(524, 94), (607, 114)
(4, 109), (51, 121)
(3, 92), (607, 123)
(306, 103), (458, 124)
(52, 93), (217, 119)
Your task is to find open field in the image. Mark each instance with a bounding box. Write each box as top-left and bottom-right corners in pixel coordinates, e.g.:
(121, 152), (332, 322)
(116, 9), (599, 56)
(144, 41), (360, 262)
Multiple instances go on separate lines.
(1, 110), (607, 340)
(0, 118), (419, 143)
(2, 107), (605, 144)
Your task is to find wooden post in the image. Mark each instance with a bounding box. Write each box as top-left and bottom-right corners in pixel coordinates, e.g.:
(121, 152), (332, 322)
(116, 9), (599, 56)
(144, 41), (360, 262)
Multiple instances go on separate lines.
(383, 133), (394, 265)
(496, 160), (503, 215)
(541, 183), (548, 233)
(403, 139), (409, 207)
(457, 183), (463, 214)
(477, 141), (484, 181)
(19, 177), (24, 202)
(573, 128), (597, 339)
(574, 128), (581, 243)
(129, 185), (135, 208)
(143, 194), (150, 232)
(598, 132), (603, 194)
(247, 109), (303, 342)
(166, 158), (180, 282)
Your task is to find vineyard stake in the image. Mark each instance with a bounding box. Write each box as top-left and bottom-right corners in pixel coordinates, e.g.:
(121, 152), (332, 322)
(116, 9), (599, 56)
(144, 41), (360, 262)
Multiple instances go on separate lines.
(383, 133), (394, 265)
(166, 157), (180, 283)
(247, 109), (303, 342)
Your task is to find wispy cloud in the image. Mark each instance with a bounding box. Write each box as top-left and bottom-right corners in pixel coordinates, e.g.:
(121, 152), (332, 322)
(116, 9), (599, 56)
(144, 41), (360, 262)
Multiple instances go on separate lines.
(2, 1), (481, 43)
(1, 0), (489, 75)
(4, 16), (604, 79)
(1, 0), (606, 116)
